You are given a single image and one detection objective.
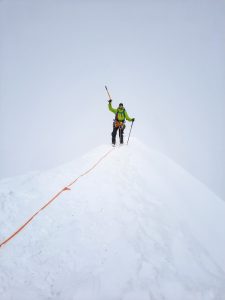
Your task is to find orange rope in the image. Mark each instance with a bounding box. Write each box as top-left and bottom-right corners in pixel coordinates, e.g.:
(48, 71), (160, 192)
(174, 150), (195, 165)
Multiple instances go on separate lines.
(0, 148), (114, 248)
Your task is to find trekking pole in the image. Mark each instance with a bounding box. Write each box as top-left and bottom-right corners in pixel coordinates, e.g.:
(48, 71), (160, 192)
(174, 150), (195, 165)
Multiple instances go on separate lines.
(105, 85), (112, 101)
(127, 121), (134, 145)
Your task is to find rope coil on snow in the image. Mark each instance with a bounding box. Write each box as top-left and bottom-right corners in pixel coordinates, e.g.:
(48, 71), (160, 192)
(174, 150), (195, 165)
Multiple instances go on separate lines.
(0, 148), (114, 249)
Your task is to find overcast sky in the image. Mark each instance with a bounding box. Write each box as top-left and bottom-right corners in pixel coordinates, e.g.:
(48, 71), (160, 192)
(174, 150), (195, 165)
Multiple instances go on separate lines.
(0, 0), (225, 200)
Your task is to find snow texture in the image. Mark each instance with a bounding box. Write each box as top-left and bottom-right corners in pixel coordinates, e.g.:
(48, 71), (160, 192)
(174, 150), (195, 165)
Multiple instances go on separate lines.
(0, 138), (225, 300)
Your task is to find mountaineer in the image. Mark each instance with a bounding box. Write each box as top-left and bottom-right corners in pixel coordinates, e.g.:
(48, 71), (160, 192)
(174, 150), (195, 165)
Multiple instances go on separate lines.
(108, 100), (135, 146)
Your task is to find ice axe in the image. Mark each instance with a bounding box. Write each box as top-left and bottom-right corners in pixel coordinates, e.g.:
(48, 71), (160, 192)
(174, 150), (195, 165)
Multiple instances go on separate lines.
(105, 85), (112, 101)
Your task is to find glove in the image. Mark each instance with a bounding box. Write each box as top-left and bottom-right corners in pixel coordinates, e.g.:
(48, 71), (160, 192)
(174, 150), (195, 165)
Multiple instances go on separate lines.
(108, 99), (112, 103)
(131, 118), (135, 122)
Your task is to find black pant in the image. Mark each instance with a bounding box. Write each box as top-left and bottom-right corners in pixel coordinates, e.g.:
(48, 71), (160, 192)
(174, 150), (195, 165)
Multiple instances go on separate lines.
(112, 123), (124, 145)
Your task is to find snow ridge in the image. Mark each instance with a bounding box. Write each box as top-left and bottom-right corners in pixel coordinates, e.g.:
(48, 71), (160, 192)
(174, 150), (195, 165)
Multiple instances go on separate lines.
(0, 138), (225, 300)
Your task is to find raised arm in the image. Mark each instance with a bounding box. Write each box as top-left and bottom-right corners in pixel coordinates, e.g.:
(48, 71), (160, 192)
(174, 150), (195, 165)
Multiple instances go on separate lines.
(108, 101), (117, 114)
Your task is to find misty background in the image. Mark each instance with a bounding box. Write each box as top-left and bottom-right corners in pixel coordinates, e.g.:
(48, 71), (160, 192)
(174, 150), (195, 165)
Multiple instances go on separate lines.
(0, 0), (224, 200)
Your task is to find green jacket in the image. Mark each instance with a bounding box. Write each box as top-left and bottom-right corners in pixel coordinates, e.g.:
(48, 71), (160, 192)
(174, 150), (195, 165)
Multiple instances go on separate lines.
(108, 102), (133, 122)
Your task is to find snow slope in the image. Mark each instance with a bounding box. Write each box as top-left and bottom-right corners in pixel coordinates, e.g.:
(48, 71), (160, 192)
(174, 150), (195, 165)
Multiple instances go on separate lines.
(0, 138), (225, 300)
